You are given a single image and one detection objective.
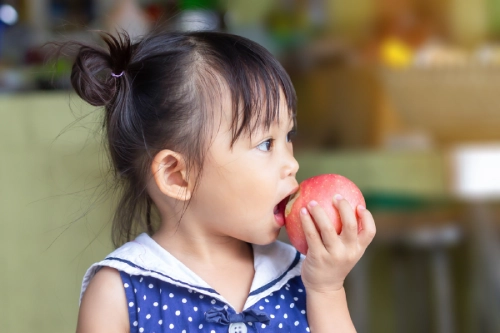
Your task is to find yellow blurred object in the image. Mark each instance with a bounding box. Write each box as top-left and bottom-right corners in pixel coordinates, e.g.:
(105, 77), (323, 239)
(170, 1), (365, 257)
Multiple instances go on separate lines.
(380, 38), (414, 68)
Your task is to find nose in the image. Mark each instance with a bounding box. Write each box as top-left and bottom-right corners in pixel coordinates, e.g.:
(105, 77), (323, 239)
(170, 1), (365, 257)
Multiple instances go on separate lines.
(281, 149), (299, 179)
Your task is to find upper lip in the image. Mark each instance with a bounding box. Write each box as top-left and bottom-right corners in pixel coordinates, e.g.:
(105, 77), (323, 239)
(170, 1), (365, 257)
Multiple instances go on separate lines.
(279, 185), (299, 206)
(287, 185), (299, 199)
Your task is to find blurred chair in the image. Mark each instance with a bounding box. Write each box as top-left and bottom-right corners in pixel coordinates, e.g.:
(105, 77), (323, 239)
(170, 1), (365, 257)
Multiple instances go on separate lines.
(346, 211), (461, 333)
(450, 145), (500, 333)
(393, 223), (461, 333)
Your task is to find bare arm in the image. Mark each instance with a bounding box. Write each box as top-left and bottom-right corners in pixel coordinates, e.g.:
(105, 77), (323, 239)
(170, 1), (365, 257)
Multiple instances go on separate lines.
(76, 267), (129, 333)
(301, 196), (376, 332)
(306, 288), (354, 332)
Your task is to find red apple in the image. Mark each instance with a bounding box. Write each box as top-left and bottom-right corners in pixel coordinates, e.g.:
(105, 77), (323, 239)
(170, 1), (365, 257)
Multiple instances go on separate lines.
(284, 174), (365, 255)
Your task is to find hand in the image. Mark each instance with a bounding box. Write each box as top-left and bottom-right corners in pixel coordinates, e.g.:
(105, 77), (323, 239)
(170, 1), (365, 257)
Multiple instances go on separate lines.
(300, 194), (376, 294)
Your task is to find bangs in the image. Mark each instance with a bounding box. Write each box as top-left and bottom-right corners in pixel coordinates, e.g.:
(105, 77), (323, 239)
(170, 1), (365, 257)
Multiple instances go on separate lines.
(191, 32), (297, 145)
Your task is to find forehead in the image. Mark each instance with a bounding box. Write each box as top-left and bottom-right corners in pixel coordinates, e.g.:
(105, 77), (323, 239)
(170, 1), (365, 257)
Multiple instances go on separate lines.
(217, 82), (294, 128)
(213, 94), (292, 146)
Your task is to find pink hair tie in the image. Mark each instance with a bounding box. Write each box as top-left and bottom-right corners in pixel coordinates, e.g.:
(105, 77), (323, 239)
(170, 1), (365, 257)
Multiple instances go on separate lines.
(111, 71), (124, 78)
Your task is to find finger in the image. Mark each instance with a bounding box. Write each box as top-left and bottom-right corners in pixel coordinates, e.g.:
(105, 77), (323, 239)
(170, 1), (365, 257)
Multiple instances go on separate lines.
(300, 206), (326, 255)
(334, 194), (358, 243)
(306, 200), (339, 251)
(357, 205), (376, 248)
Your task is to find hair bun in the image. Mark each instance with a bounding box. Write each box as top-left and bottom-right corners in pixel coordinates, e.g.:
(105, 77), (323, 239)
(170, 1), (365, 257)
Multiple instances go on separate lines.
(70, 32), (132, 107)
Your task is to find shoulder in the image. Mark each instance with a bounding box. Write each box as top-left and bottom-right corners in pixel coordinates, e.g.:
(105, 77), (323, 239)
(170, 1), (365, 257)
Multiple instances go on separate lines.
(77, 267), (129, 333)
(80, 235), (150, 302)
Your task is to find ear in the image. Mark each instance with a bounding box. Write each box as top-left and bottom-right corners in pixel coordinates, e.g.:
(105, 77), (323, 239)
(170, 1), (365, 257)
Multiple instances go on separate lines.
(151, 150), (192, 201)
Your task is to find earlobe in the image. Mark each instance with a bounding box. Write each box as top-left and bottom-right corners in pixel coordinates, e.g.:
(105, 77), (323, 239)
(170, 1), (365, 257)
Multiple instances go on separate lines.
(151, 150), (192, 201)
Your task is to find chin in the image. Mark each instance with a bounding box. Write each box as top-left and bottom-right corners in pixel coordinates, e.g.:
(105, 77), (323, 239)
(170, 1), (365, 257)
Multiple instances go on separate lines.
(248, 229), (280, 246)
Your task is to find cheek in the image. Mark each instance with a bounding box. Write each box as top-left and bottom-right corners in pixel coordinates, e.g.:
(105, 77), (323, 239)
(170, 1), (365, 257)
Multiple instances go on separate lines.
(194, 165), (245, 212)
(195, 153), (277, 214)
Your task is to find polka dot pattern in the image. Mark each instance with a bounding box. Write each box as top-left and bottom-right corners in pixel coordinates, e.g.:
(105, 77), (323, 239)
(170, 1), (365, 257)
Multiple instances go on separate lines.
(120, 273), (309, 332)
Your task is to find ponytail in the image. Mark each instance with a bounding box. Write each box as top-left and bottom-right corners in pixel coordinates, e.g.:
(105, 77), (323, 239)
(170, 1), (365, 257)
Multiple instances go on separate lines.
(70, 32), (131, 107)
(67, 32), (154, 247)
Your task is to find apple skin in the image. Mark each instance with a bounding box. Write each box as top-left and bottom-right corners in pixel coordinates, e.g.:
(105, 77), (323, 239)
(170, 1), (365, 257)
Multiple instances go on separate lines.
(284, 174), (365, 255)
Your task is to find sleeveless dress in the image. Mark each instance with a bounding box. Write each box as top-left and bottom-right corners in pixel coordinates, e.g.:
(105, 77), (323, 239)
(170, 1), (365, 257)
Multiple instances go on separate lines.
(81, 233), (310, 332)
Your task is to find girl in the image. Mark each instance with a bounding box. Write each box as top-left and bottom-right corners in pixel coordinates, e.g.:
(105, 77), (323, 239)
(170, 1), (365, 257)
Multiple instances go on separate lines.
(71, 30), (376, 333)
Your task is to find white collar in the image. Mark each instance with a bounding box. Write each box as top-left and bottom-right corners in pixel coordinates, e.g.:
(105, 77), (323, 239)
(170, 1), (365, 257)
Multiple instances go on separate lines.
(81, 233), (304, 310)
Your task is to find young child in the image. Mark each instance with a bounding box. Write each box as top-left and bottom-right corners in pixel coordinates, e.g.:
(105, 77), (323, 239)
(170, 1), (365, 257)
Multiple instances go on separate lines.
(71, 30), (376, 333)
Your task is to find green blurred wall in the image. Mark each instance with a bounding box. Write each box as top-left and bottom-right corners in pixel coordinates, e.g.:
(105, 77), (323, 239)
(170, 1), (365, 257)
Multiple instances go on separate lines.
(1, 93), (114, 333)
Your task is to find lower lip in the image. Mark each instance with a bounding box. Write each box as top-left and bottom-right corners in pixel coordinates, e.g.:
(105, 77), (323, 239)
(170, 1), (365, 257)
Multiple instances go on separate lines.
(274, 212), (285, 227)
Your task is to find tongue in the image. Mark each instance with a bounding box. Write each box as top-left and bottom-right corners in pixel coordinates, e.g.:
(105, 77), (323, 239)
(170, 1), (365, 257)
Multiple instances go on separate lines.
(275, 197), (288, 216)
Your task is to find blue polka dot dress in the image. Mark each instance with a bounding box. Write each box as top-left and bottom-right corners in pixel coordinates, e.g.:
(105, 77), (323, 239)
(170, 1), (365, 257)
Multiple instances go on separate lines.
(81, 234), (310, 332)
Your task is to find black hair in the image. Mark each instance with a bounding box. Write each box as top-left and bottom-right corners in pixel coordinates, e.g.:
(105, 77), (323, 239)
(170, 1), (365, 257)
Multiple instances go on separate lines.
(68, 30), (297, 248)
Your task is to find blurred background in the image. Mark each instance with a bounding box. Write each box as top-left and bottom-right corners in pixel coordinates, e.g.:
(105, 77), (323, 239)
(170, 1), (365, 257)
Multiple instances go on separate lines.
(3, 0), (500, 332)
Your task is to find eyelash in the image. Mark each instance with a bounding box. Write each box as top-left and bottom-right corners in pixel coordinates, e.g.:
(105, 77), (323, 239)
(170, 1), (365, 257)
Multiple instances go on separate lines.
(257, 130), (297, 152)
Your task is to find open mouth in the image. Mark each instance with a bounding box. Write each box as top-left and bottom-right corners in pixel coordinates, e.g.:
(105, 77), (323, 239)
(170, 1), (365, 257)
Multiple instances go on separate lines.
(274, 196), (290, 216)
(273, 196), (289, 227)
(274, 186), (300, 226)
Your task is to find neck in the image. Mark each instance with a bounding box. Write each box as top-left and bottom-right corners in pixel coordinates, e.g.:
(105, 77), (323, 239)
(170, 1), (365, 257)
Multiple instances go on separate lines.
(152, 214), (254, 269)
(152, 204), (257, 312)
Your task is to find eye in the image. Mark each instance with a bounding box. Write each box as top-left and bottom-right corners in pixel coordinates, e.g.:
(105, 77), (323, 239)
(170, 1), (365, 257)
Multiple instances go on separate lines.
(257, 139), (274, 152)
(287, 129), (297, 142)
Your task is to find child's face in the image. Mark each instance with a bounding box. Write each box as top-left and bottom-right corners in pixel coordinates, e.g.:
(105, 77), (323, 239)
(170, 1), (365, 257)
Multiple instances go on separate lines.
(190, 93), (299, 245)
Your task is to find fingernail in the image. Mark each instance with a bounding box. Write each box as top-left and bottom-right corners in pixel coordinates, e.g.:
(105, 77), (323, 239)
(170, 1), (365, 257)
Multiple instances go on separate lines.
(358, 205), (366, 211)
(334, 194), (343, 201)
(308, 200), (318, 208)
(301, 207), (308, 215)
